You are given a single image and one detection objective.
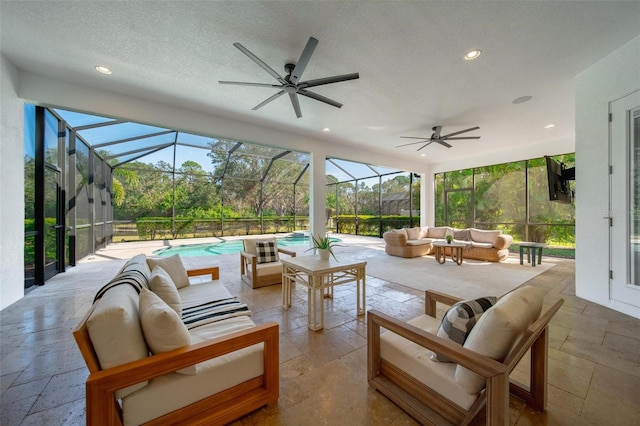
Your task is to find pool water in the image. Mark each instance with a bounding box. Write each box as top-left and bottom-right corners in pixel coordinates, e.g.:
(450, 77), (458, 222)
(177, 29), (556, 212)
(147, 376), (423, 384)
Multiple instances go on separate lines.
(153, 236), (341, 257)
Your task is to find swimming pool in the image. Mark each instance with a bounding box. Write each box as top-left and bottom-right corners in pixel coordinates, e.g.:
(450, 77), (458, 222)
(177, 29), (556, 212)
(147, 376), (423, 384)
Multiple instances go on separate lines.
(153, 236), (341, 257)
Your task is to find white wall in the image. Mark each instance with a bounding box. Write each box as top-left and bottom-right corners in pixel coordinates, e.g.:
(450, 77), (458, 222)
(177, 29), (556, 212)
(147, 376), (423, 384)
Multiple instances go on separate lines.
(1, 55), (25, 309)
(575, 35), (640, 318)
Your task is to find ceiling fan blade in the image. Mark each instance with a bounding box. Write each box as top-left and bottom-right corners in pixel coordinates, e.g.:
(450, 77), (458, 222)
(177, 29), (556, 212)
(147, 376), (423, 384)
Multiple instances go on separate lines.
(442, 136), (481, 140)
(233, 42), (287, 85)
(435, 140), (453, 148)
(252, 90), (285, 111)
(298, 73), (360, 89)
(417, 141), (434, 151)
(440, 126), (480, 138)
(432, 126), (443, 139)
(218, 81), (282, 88)
(298, 89), (343, 108)
(289, 93), (302, 118)
(396, 140), (429, 147)
(400, 136), (433, 140)
(290, 37), (318, 84)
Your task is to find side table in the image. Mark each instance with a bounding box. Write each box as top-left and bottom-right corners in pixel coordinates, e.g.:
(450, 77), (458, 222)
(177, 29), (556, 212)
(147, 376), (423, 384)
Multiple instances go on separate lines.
(518, 242), (547, 267)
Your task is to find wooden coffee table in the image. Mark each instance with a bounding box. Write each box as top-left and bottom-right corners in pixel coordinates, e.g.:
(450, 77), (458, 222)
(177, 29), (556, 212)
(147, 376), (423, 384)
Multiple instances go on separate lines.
(432, 241), (466, 265)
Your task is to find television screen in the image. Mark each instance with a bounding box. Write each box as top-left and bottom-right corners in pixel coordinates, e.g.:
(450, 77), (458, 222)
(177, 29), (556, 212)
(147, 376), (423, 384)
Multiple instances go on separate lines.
(545, 156), (573, 203)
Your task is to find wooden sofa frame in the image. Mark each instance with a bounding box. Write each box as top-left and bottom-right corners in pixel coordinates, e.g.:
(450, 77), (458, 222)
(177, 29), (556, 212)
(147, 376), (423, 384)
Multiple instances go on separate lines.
(240, 246), (296, 288)
(368, 289), (563, 426)
(73, 266), (280, 426)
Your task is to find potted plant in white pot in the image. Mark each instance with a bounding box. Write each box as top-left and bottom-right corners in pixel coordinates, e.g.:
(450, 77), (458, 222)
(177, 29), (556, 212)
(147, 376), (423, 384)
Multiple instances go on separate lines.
(307, 235), (341, 261)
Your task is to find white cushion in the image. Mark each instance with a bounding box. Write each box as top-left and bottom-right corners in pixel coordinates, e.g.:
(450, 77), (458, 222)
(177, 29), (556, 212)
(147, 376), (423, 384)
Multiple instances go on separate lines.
(87, 285), (149, 399)
(138, 288), (195, 375)
(149, 266), (182, 316)
(469, 229), (501, 244)
(406, 239), (431, 246)
(380, 314), (478, 410)
(406, 227), (422, 240)
(455, 286), (544, 394)
(122, 316), (262, 426)
(419, 226), (430, 238)
(147, 254), (189, 289)
(243, 237), (277, 256)
(255, 261), (282, 277)
(179, 281), (234, 309)
(392, 228), (408, 237)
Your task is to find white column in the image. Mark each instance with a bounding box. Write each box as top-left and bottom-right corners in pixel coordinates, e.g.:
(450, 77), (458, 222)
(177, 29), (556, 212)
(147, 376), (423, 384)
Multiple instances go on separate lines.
(309, 149), (327, 242)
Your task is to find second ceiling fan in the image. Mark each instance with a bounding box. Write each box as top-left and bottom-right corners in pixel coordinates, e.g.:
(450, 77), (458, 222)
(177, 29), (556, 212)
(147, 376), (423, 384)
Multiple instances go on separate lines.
(219, 36), (359, 119)
(398, 126), (481, 151)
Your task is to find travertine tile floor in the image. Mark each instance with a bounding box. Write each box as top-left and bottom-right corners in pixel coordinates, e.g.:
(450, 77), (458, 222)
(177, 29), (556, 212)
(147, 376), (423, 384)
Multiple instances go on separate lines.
(1, 235), (639, 425)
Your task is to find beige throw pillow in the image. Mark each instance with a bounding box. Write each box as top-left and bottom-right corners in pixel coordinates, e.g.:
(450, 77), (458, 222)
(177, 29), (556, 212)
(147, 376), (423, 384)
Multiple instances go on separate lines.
(147, 254), (189, 289)
(139, 288), (196, 375)
(149, 265), (182, 316)
(454, 286), (544, 394)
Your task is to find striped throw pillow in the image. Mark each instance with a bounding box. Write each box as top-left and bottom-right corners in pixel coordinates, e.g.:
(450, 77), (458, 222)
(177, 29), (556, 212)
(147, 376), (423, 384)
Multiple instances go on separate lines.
(431, 296), (497, 362)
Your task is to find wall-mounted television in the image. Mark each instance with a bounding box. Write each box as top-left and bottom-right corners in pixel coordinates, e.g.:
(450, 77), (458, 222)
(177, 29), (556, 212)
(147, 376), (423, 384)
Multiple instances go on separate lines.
(545, 156), (575, 203)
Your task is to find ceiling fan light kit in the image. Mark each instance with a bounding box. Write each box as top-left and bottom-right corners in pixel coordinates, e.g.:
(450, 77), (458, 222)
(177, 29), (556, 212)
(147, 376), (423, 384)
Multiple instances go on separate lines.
(219, 36), (359, 118)
(397, 126), (481, 151)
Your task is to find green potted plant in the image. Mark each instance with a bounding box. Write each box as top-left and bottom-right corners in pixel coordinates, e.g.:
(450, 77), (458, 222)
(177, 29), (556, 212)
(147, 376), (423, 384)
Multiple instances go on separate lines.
(307, 235), (341, 260)
(445, 234), (453, 244)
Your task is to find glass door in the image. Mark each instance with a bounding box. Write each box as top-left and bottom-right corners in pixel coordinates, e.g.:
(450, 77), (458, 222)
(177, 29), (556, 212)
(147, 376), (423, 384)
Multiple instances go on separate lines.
(610, 91), (640, 308)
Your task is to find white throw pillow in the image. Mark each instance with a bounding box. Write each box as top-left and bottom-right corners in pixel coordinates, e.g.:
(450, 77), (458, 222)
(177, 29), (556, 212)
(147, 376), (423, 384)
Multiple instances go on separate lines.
(149, 265), (182, 316)
(138, 288), (196, 375)
(146, 254), (189, 289)
(455, 286), (544, 394)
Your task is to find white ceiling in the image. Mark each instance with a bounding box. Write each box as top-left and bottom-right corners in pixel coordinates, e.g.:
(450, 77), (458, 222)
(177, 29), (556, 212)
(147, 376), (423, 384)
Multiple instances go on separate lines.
(2, 1), (639, 165)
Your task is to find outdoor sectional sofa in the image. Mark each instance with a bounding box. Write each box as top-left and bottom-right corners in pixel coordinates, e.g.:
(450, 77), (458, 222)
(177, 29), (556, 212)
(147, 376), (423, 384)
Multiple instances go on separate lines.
(383, 226), (513, 262)
(73, 253), (279, 426)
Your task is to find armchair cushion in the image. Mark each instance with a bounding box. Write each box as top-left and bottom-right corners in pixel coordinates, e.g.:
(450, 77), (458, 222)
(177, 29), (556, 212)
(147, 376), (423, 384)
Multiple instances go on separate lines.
(149, 266), (182, 316)
(139, 288), (196, 375)
(380, 314), (478, 410)
(455, 286), (544, 394)
(147, 254), (189, 289)
(255, 240), (279, 264)
(431, 296), (497, 362)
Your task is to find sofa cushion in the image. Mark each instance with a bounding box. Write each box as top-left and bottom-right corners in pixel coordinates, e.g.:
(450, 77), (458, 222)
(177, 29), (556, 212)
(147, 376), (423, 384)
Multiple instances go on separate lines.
(255, 240), (279, 264)
(149, 266), (182, 316)
(427, 226), (451, 239)
(453, 229), (470, 241)
(419, 226), (430, 238)
(179, 281), (234, 308)
(119, 254), (151, 280)
(470, 241), (494, 249)
(431, 296), (497, 362)
(147, 254), (189, 289)
(406, 227), (422, 240)
(469, 229), (501, 245)
(406, 239), (432, 246)
(139, 288), (196, 375)
(87, 284), (149, 399)
(380, 314), (478, 410)
(455, 286), (544, 394)
(122, 316), (263, 426)
(392, 228), (408, 237)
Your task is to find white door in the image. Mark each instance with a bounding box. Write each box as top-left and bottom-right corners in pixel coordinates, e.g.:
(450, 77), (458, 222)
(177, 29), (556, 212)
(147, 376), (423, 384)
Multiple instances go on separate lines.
(610, 90), (640, 309)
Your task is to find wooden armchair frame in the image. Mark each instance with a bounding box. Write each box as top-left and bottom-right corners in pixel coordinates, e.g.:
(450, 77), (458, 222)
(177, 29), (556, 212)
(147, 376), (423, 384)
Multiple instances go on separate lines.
(240, 247), (296, 288)
(73, 266), (280, 426)
(368, 289), (563, 426)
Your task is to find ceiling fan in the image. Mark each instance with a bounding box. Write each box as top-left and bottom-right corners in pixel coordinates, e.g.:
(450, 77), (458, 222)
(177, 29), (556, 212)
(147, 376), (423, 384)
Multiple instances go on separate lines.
(397, 126), (481, 151)
(219, 37), (359, 118)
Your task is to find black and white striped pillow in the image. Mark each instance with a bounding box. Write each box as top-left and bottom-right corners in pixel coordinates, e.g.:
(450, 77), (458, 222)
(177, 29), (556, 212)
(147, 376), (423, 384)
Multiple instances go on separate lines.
(256, 240), (279, 264)
(431, 296), (497, 362)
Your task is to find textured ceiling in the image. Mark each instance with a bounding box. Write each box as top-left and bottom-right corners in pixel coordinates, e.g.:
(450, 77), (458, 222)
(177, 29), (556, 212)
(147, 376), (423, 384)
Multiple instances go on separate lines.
(2, 1), (639, 165)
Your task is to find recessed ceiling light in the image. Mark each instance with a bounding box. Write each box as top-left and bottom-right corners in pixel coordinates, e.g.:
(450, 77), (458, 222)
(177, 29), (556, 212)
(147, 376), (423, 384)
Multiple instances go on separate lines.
(464, 49), (482, 61)
(420, 154), (426, 157)
(544, 124), (556, 129)
(95, 65), (112, 75)
(322, 127), (330, 132)
(512, 96), (533, 104)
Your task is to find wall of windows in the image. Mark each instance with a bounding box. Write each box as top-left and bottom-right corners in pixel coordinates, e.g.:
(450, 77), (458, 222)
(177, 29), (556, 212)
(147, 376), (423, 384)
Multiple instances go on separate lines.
(435, 154), (575, 254)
